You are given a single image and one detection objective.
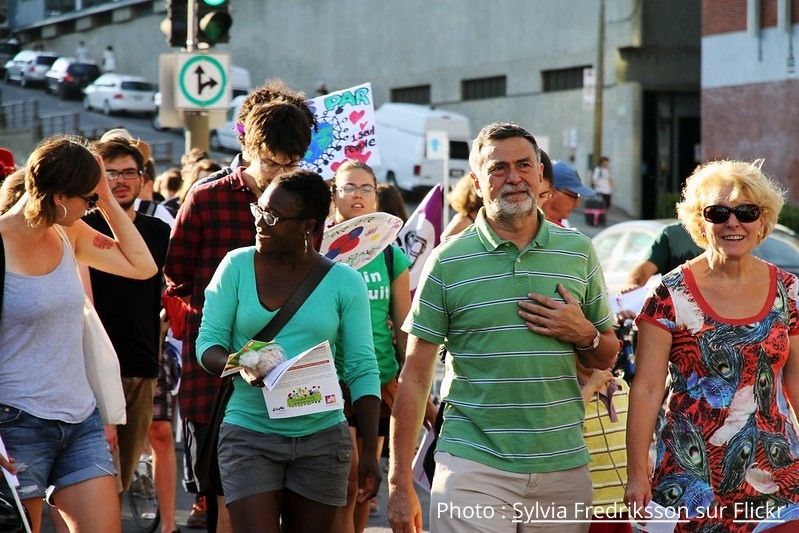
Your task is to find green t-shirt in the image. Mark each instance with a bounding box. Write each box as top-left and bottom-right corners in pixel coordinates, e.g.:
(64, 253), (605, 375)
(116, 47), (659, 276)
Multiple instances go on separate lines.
(337, 244), (411, 384)
(197, 247), (380, 437)
(647, 222), (703, 273)
(404, 209), (613, 474)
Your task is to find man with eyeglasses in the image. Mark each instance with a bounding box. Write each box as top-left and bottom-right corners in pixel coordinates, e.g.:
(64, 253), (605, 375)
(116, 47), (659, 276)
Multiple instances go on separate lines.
(192, 80), (317, 191)
(99, 128), (175, 227)
(164, 93), (315, 532)
(82, 138), (171, 505)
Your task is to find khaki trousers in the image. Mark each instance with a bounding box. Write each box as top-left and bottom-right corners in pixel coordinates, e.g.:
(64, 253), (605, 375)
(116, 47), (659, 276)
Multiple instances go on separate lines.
(430, 451), (592, 533)
(112, 377), (156, 492)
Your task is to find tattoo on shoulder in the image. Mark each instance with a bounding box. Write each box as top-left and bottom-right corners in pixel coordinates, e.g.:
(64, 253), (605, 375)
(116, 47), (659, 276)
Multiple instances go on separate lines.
(92, 234), (115, 250)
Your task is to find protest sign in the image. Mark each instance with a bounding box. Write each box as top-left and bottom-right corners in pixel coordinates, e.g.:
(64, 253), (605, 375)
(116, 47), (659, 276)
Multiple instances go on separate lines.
(302, 83), (380, 180)
(397, 184), (443, 294)
(321, 212), (403, 270)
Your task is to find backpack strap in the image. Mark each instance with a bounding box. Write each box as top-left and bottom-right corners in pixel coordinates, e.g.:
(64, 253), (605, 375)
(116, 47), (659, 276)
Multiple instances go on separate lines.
(383, 245), (395, 310)
(137, 200), (157, 217)
(383, 245), (394, 283)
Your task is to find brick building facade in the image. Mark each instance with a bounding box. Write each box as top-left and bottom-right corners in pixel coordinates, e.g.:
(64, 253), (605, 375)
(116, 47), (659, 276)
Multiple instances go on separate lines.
(702, 0), (799, 197)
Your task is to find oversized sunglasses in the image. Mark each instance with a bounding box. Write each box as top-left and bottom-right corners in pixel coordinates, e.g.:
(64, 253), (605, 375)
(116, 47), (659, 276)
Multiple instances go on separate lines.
(79, 193), (100, 209)
(702, 204), (761, 224)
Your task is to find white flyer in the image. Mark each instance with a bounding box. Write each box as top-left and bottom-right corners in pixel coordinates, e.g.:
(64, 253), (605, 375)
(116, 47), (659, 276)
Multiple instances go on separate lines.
(262, 340), (344, 419)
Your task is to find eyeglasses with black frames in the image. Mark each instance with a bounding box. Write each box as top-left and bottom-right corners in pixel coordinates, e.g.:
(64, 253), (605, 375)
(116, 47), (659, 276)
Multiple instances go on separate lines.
(249, 203), (306, 226)
(336, 184), (376, 196)
(105, 168), (142, 181)
(702, 204), (761, 224)
(258, 154), (301, 172)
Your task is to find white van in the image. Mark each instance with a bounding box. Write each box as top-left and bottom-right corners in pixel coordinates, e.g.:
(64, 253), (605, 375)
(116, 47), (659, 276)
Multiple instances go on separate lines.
(372, 103), (471, 193)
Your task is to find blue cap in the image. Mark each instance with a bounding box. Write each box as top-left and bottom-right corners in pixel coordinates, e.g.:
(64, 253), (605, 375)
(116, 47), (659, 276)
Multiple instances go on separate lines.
(552, 161), (595, 197)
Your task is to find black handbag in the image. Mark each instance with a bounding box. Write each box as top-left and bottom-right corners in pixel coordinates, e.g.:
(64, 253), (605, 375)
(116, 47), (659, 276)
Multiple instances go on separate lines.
(195, 256), (335, 495)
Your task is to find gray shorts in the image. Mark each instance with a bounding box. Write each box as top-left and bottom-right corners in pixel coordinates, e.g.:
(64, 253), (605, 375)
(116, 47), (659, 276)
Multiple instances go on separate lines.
(218, 421), (352, 506)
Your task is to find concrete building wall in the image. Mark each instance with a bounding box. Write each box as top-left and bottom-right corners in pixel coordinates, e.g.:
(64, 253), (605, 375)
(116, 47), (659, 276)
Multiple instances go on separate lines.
(12, 0), (45, 28)
(25, 0), (700, 216)
(703, 26), (799, 87)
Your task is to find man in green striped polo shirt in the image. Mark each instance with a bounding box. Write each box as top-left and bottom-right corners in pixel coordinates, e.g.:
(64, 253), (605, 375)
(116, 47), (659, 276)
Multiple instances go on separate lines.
(388, 123), (619, 532)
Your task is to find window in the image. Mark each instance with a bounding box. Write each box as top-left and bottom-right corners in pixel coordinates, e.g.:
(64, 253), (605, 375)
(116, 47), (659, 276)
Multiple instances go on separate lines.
(461, 76), (506, 101)
(121, 81), (153, 91)
(390, 84), (431, 104)
(541, 66), (591, 92)
(450, 141), (470, 160)
(36, 56), (57, 67)
(615, 232), (655, 273)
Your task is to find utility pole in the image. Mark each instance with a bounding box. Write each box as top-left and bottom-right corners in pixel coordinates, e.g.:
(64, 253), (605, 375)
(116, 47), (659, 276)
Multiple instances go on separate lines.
(592, 0), (605, 169)
(183, 0), (210, 153)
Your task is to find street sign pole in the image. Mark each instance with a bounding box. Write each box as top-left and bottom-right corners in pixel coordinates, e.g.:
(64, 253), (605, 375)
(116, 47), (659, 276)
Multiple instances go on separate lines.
(183, 0), (210, 153)
(426, 130), (450, 229)
(443, 155), (450, 227)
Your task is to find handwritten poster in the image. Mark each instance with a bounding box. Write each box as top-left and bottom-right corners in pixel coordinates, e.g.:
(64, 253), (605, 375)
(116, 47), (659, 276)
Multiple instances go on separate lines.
(302, 82), (380, 180)
(322, 212), (403, 270)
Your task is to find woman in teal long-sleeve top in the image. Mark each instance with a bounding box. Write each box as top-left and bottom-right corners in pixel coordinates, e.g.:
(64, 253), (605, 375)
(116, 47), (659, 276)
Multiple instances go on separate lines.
(197, 169), (381, 533)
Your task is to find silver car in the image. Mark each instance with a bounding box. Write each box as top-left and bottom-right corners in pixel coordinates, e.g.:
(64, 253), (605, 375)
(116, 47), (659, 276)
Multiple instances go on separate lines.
(4, 50), (58, 87)
(592, 219), (799, 296)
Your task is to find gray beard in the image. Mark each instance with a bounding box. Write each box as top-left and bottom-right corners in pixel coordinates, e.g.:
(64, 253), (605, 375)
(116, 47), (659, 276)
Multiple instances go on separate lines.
(487, 194), (535, 223)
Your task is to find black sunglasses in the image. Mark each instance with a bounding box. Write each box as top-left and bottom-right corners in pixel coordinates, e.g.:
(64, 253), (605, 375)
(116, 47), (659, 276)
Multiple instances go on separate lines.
(79, 193), (100, 209)
(703, 204), (761, 224)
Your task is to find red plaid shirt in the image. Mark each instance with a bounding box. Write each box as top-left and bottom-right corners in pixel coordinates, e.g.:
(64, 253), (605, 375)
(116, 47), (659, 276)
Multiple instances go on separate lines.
(164, 167), (257, 424)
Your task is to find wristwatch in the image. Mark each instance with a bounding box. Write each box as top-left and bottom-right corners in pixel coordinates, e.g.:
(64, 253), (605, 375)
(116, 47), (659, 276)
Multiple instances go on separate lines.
(575, 329), (601, 351)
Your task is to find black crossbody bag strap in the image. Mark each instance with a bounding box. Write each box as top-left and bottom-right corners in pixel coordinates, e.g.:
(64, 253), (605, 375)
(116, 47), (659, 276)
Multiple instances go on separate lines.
(196, 254), (335, 495)
(251, 255), (335, 342)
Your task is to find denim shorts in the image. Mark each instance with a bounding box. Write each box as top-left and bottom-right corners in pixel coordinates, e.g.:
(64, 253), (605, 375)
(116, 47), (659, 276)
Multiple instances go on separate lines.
(218, 421), (352, 506)
(0, 404), (116, 499)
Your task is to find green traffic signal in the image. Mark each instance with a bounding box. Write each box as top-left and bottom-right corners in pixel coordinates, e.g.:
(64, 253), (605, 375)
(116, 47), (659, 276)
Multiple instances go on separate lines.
(197, 0), (232, 46)
(199, 11), (232, 42)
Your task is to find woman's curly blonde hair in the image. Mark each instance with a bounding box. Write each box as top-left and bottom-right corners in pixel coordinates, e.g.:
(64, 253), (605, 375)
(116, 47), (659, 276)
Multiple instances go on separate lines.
(676, 160), (784, 265)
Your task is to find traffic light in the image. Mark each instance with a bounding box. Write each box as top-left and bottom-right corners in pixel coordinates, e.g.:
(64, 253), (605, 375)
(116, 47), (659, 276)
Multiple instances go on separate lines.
(197, 0), (232, 47)
(161, 0), (188, 47)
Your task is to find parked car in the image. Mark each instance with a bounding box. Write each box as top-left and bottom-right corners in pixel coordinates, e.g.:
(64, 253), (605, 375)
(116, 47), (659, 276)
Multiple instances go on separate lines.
(83, 73), (157, 115)
(4, 50), (58, 87)
(0, 39), (21, 76)
(209, 95), (247, 152)
(592, 219), (799, 296)
(45, 57), (101, 99)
